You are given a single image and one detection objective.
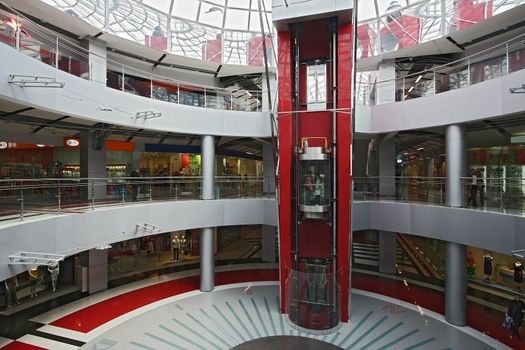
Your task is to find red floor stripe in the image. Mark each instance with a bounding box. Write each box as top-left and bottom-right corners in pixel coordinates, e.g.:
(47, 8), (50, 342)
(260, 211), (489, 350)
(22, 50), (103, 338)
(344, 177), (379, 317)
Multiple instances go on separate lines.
(353, 273), (521, 349)
(50, 269), (278, 333)
(0, 342), (47, 350)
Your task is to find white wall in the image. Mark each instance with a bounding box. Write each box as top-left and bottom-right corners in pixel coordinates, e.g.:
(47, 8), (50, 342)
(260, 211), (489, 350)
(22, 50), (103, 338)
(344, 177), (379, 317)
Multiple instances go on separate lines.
(355, 68), (525, 134)
(0, 44), (272, 138)
(0, 198), (277, 281)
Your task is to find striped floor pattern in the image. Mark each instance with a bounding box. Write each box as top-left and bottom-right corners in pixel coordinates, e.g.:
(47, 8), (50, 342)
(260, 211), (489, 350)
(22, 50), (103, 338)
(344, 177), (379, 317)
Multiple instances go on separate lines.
(80, 283), (503, 350)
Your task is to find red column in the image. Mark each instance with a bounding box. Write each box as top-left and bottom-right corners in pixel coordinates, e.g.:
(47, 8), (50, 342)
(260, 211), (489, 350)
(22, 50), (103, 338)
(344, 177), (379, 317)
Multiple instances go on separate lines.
(337, 22), (353, 323)
(277, 30), (293, 312)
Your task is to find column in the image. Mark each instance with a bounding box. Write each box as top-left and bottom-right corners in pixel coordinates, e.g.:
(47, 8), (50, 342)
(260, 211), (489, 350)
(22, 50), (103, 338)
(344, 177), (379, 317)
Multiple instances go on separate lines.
(80, 36), (107, 85)
(261, 225), (277, 262)
(445, 124), (466, 208)
(263, 143), (275, 196)
(377, 60), (396, 104)
(80, 130), (107, 201)
(379, 231), (396, 274)
(200, 135), (215, 292)
(445, 242), (467, 326)
(444, 124), (467, 326)
(88, 248), (107, 294)
(379, 138), (395, 199)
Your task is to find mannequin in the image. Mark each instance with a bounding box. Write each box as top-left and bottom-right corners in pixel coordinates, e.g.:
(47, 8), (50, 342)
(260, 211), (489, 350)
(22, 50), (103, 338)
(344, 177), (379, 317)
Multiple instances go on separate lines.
(48, 262), (60, 292)
(483, 253), (493, 283)
(514, 261), (523, 291)
(28, 266), (42, 298)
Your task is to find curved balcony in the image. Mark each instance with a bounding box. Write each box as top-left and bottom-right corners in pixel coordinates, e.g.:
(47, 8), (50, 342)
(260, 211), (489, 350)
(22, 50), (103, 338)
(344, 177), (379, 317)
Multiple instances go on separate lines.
(0, 176), (277, 281)
(353, 176), (525, 255)
(0, 7), (274, 137)
(355, 34), (525, 133)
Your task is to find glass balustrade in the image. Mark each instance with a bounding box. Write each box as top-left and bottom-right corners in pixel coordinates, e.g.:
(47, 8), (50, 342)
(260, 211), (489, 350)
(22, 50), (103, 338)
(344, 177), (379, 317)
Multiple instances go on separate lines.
(356, 34), (525, 106)
(0, 176), (271, 221)
(353, 176), (525, 215)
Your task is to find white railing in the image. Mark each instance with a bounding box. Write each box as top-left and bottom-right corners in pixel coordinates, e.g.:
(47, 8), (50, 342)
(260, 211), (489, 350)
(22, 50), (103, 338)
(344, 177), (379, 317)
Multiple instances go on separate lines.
(356, 33), (525, 105)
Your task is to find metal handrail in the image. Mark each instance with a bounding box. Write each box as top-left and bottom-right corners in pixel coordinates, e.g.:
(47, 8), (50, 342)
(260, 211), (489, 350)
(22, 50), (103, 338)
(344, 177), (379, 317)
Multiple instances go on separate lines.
(0, 3), (276, 111)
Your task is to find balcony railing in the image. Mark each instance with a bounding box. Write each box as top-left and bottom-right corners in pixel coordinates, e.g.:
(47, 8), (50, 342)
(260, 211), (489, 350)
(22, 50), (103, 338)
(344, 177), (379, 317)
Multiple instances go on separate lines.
(0, 6), (273, 112)
(356, 32), (525, 106)
(353, 176), (525, 215)
(0, 176), (274, 222)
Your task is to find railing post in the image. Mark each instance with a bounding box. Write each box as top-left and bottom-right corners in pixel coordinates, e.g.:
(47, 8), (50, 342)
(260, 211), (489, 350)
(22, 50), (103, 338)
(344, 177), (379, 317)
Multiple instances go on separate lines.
(467, 58), (471, 86)
(150, 74), (153, 99)
(55, 37), (59, 69)
(230, 91), (233, 110)
(506, 43), (510, 75)
(433, 69), (436, 95)
(149, 179), (152, 202)
(204, 88), (207, 108)
(121, 66), (125, 91)
(500, 181), (504, 212)
(402, 77), (406, 101)
(177, 82), (180, 104)
(18, 181), (24, 221)
(57, 184), (62, 214)
(15, 14), (20, 51)
(121, 184), (125, 205)
(91, 180), (95, 210)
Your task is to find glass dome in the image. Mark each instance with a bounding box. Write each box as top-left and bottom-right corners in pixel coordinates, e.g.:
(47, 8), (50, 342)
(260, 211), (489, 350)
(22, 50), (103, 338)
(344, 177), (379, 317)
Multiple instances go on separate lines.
(41, 0), (274, 65)
(356, 0), (525, 59)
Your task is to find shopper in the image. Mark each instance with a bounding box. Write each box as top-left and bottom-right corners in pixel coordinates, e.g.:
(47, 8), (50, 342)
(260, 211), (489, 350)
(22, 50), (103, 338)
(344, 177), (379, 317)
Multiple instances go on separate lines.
(507, 294), (525, 340)
(467, 169), (478, 208)
(130, 169), (141, 201)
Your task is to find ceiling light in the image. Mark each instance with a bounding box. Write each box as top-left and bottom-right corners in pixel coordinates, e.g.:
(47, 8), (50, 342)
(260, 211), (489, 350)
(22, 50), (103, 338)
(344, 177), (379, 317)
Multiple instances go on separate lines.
(415, 75), (422, 83)
(417, 147), (424, 151)
(408, 86), (414, 93)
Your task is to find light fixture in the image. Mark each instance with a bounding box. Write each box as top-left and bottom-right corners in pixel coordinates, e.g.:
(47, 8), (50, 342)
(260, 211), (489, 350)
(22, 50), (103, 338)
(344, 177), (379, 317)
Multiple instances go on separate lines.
(136, 111), (162, 120)
(415, 75), (422, 83)
(417, 147), (424, 151)
(96, 244), (112, 250)
(0, 142), (7, 149)
(36, 144), (46, 147)
(509, 84), (525, 94)
(407, 86), (415, 93)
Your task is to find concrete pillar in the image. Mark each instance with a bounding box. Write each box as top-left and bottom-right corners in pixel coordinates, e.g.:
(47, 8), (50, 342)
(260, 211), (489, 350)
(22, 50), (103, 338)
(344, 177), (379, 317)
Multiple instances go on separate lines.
(379, 231), (397, 274)
(261, 225), (277, 262)
(379, 138), (395, 199)
(80, 36), (107, 86)
(445, 241), (467, 326)
(201, 135), (215, 200)
(80, 130), (107, 200)
(377, 60), (396, 105)
(88, 248), (107, 294)
(200, 135), (215, 291)
(263, 143), (276, 196)
(200, 227), (215, 292)
(445, 124), (467, 207)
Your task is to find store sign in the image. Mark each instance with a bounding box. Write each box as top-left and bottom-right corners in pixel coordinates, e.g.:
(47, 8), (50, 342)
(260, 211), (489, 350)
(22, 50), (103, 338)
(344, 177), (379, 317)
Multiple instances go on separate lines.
(106, 140), (134, 151)
(64, 137), (80, 148)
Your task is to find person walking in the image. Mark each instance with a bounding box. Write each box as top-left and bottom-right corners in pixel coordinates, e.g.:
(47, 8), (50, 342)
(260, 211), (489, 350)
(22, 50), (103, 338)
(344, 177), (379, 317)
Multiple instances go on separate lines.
(467, 169), (478, 208)
(508, 294), (525, 340)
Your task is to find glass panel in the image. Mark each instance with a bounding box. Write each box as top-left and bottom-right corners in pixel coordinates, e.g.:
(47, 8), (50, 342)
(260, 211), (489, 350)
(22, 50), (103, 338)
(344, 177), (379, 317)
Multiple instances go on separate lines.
(299, 160), (331, 206)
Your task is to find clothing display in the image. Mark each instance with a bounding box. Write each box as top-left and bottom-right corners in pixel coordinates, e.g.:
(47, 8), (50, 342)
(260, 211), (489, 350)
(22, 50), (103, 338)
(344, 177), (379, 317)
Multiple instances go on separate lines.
(513, 261), (523, 284)
(483, 254), (493, 276)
